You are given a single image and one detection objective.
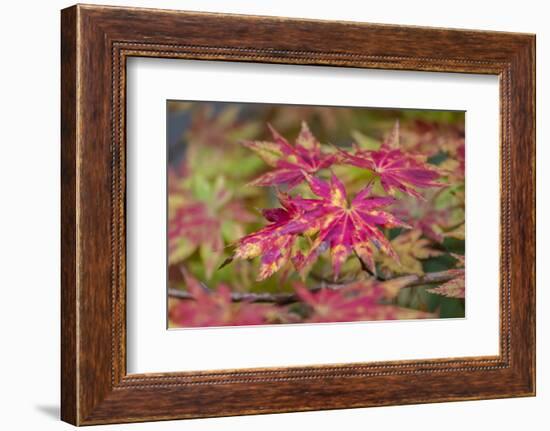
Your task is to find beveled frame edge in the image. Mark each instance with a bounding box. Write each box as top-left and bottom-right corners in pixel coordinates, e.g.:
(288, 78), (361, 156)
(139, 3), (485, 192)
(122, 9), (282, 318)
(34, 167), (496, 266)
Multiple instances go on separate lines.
(61, 4), (535, 425)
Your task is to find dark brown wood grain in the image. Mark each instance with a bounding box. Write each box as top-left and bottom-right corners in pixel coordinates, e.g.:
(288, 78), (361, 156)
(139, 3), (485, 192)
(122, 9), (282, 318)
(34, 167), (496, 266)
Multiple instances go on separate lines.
(60, 5), (78, 424)
(61, 4), (535, 425)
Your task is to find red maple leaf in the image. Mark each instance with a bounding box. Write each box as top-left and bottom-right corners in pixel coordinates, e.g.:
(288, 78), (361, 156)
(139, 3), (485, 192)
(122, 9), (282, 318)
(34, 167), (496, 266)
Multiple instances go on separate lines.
(169, 270), (275, 327)
(243, 121), (336, 189)
(168, 198), (223, 270)
(285, 172), (410, 279)
(340, 121), (444, 198)
(294, 281), (384, 323)
(294, 280), (435, 323)
(232, 192), (309, 281)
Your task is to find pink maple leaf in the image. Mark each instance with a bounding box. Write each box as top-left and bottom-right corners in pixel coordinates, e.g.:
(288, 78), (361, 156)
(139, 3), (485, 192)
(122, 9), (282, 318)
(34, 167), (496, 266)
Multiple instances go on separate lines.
(232, 191), (310, 281)
(390, 190), (461, 243)
(294, 282), (384, 323)
(427, 254), (465, 299)
(168, 199), (223, 271)
(243, 121), (336, 189)
(169, 271), (274, 327)
(168, 180), (255, 278)
(286, 172), (410, 279)
(340, 121), (444, 199)
(294, 280), (434, 323)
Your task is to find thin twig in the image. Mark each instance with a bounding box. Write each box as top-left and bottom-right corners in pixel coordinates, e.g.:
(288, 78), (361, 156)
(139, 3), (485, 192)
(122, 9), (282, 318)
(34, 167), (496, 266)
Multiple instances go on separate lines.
(352, 249), (387, 282)
(167, 288), (300, 305)
(168, 270), (457, 305)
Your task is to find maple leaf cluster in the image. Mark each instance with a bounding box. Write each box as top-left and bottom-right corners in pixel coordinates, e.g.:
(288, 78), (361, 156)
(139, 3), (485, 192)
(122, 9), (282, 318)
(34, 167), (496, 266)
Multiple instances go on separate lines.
(230, 121), (446, 282)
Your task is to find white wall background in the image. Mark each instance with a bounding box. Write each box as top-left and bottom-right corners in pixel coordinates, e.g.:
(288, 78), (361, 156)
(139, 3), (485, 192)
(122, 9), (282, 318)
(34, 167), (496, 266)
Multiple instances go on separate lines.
(0, 0), (546, 429)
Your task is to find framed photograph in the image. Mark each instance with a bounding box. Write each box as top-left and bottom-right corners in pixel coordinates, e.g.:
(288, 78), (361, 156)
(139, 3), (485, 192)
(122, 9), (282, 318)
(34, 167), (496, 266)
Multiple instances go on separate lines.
(61, 4), (535, 425)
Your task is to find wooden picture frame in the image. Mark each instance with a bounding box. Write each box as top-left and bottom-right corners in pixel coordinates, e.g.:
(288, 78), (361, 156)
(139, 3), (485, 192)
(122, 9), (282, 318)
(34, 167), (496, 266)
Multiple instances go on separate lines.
(61, 4), (535, 425)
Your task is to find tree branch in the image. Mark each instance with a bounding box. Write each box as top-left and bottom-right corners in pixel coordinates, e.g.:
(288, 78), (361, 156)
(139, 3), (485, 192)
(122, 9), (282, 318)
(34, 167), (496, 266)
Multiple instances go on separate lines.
(167, 288), (301, 305)
(168, 270), (457, 305)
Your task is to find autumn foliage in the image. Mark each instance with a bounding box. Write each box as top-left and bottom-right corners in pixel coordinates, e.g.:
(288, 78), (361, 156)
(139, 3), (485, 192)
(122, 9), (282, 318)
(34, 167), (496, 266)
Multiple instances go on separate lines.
(167, 103), (465, 328)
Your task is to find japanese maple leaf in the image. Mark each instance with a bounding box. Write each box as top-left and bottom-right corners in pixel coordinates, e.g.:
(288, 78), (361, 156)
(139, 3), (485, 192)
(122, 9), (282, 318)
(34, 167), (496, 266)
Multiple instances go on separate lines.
(439, 139), (466, 182)
(168, 270), (275, 327)
(168, 199), (223, 274)
(168, 176), (255, 278)
(404, 120), (465, 158)
(243, 121), (336, 189)
(377, 229), (443, 277)
(340, 121), (444, 198)
(232, 192), (310, 281)
(390, 190), (460, 243)
(294, 281), (385, 323)
(427, 254), (465, 298)
(286, 172), (410, 279)
(294, 280), (434, 323)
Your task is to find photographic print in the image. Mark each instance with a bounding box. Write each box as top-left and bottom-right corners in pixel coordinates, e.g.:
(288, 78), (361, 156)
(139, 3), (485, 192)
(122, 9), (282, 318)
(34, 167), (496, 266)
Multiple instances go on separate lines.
(167, 101), (466, 328)
(60, 7), (535, 423)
